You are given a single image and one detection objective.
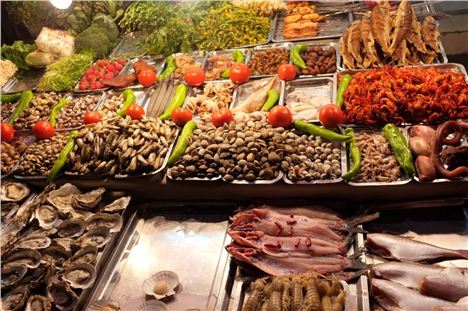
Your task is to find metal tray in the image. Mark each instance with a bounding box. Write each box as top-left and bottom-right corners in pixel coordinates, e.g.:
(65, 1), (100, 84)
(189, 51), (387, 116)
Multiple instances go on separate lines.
(97, 88), (152, 115)
(171, 51), (208, 81)
(246, 42), (293, 78)
(145, 79), (180, 118)
(110, 31), (147, 59)
(55, 92), (106, 131)
(203, 48), (250, 82)
(120, 55), (166, 89)
(294, 41), (340, 77)
(230, 77), (283, 111)
(73, 59), (129, 94)
(2, 69), (44, 93)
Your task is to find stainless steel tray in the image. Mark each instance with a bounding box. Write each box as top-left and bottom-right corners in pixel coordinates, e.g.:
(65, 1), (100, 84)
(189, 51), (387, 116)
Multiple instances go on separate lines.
(246, 42), (293, 79)
(293, 41), (340, 77)
(73, 59), (129, 94)
(2, 69), (44, 93)
(230, 77), (284, 111)
(172, 51), (208, 81)
(97, 88), (152, 115)
(203, 48), (250, 82)
(145, 79), (179, 118)
(110, 31), (147, 59)
(120, 56), (166, 89)
(56, 92), (106, 131)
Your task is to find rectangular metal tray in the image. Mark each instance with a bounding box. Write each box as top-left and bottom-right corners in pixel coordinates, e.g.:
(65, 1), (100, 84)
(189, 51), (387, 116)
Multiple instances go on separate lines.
(246, 42), (293, 79)
(110, 31), (147, 59)
(230, 77), (284, 111)
(172, 51), (208, 81)
(2, 69), (44, 93)
(203, 48), (250, 82)
(145, 79), (179, 118)
(56, 91), (106, 130)
(120, 56), (166, 89)
(294, 41), (340, 77)
(97, 88), (152, 115)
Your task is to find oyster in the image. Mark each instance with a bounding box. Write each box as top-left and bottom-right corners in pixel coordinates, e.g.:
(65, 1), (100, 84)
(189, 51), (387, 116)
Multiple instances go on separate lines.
(2, 202), (19, 224)
(1, 284), (30, 311)
(100, 196), (131, 213)
(53, 238), (76, 253)
(14, 234), (52, 250)
(57, 218), (86, 238)
(46, 280), (78, 311)
(62, 263), (96, 289)
(20, 263), (55, 289)
(72, 187), (106, 209)
(86, 213), (123, 233)
(35, 205), (59, 229)
(1, 182), (30, 202)
(25, 295), (52, 311)
(4, 249), (42, 269)
(78, 227), (111, 248)
(47, 183), (81, 215)
(1, 265), (28, 289)
(69, 208), (93, 220)
(41, 246), (72, 267)
(63, 245), (98, 267)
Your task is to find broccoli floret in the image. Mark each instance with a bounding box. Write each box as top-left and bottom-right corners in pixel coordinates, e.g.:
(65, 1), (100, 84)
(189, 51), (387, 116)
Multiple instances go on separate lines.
(75, 26), (111, 58)
(91, 14), (119, 42)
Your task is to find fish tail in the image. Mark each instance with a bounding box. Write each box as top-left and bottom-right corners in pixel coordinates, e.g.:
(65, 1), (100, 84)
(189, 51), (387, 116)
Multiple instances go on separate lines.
(346, 211), (380, 228)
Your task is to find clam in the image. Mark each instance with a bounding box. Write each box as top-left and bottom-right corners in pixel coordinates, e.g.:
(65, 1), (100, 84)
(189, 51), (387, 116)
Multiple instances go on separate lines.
(63, 245), (98, 267)
(87, 300), (120, 311)
(86, 213), (123, 233)
(41, 246), (72, 267)
(62, 263), (96, 289)
(35, 205), (59, 229)
(56, 218), (86, 238)
(25, 295), (52, 311)
(142, 271), (179, 300)
(4, 248), (42, 269)
(47, 183), (81, 215)
(14, 234), (51, 250)
(46, 280), (78, 311)
(72, 187), (106, 209)
(53, 238), (76, 253)
(1, 284), (30, 311)
(100, 196), (131, 213)
(77, 227), (111, 248)
(1, 182), (30, 202)
(1, 265), (28, 289)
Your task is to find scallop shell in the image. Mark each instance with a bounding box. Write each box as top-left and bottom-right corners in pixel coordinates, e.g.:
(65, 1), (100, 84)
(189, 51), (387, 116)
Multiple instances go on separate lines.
(143, 271), (179, 300)
(62, 263), (96, 289)
(1, 182), (30, 202)
(86, 299), (120, 311)
(135, 300), (167, 311)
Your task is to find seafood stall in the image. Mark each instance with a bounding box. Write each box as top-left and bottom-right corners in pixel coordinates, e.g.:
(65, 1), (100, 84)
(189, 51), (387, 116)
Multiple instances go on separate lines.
(1, 0), (467, 310)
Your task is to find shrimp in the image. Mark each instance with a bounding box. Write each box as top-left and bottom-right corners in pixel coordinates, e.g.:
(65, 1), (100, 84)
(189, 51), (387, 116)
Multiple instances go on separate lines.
(291, 276), (304, 311)
(302, 274), (321, 311)
(242, 278), (268, 311)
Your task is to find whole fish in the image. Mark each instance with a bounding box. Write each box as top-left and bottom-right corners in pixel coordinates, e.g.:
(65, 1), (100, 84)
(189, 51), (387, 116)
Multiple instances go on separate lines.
(361, 12), (380, 68)
(340, 28), (355, 69)
(388, 0), (413, 55)
(371, 278), (458, 311)
(347, 21), (363, 66)
(406, 6), (427, 53)
(264, 205), (342, 221)
(420, 267), (468, 302)
(367, 233), (468, 262)
(392, 39), (410, 66)
(422, 16), (441, 53)
(371, 1), (392, 56)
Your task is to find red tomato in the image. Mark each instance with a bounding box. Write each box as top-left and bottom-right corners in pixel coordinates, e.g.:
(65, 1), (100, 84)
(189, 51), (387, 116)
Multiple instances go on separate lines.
(171, 108), (192, 126)
(211, 108), (233, 127)
(33, 121), (55, 139)
(229, 63), (250, 84)
(1, 122), (14, 142)
(184, 67), (205, 87)
(318, 104), (345, 129)
(268, 106), (293, 128)
(83, 111), (102, 125)
(126, 104), (145, 120)
(278, 64), (296, 81)
(137, 69), (157, 87)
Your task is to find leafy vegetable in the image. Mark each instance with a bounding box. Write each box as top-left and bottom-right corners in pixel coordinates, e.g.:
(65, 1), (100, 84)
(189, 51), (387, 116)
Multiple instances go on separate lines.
(37, 51), (95, 91)
(91, 14), (120, 42)
(76, 26), (111, 58)
(1, 41), (36, 70)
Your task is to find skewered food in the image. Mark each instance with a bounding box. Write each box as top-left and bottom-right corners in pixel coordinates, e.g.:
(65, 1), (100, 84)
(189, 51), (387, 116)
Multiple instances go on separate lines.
(185, 82), (235, 115)
(283, 1), (325, 39)
(248, 48), (289, 76)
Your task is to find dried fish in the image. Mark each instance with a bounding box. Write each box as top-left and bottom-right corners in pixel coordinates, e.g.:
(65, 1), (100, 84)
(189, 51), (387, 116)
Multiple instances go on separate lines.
(406, 6), (427, 54)
(361, 12), (380, 68)
(371, 1), (391, 56)
(388, 0), (413, 55)
(422, 16), (441, 53)
(339, 28), (354, 69)
(347, 22), (362, 66)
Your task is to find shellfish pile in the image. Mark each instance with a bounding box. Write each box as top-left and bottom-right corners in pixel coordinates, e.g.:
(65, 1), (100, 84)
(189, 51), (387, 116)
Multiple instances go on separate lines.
(1, 183), (131, 311)
(67, 116), (177, 176)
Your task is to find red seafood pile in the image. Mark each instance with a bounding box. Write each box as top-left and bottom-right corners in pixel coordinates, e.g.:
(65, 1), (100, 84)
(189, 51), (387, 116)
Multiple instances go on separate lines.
(343, 66), (468, 125)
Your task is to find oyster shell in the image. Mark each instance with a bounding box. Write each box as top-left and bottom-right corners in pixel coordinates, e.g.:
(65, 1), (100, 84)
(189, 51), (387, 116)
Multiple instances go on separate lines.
(72, 187), (106, 209)
(2, 202), (19, 224)
(142, 271), (179, 300)
(69, 208), (93, 220)
(63, 245), (98, 267)
(86, 213), (123, 233)
(53, 238), (76, 253)
(25, 295), (52, 311)
(1, 284), (30, 311)
(62, 263), (96, 289)
(100, 196), (131, 213)
(47, 183), (81, 215)
(21, 263), (55, 289)
(4, 248), (42, 269)
(46, 280), (78, 311)
(35, 205), (59, 229)
(41, 246), (72, 267)
(77, 227), (111, 248)
(1, 182), (30, 202)
(1, 265), (28, 289)
(57, 219), (86, 238)
(14, 234), (52, 250)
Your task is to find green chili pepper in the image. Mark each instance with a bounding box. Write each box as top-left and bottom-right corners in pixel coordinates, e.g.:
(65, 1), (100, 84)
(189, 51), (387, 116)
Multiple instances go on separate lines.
(117, 89), (136, 117)
(294, 120), (351, 142)
(167, 120), (197, 166)
(261, 89), (280, 111)
(159, 84), (188, 121)
(1, 93), (21, 103)
(342, 128), (361, 181)
(48, 131), (77, 182)
(336, 74), (352, 108)
(291, 44), (308, 69)
(49, 99), (70, 127)
(382, 123), (415, 176)
(221, 50), (245, 79)
(159, 55), (176, 81)
(8, 90), (33, 124)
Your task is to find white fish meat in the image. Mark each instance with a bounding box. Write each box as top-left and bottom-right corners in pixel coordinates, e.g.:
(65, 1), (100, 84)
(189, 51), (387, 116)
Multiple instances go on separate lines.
(233, 77), (278, 113)
(420, 267), (468, 302)
(372, 261), (444, 289)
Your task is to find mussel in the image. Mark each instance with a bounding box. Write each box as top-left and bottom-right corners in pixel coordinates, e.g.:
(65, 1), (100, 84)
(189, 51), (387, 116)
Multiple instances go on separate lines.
(62, 263), (96, 289)
(56, 219), (86, 238)
(86, 213), (123, 233)
(1, 182), (30, 202)
(25, 295), (52, 311)
(72, 187), (106, 209)
(1, 284), (30, 311)
(46, 280), (78, 311)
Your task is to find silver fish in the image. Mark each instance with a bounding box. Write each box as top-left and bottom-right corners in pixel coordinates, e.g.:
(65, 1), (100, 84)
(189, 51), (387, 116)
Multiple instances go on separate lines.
(372, 261), (444, 289)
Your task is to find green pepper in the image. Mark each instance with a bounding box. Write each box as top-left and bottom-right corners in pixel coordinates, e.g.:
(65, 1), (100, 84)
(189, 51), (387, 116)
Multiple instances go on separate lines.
(221, 50), (245, 79)
(291, 44), (308, 70)
(49, 99), (70, 127)
(336, 74), (352, 108)
(341, 128), (361, 181)
(159, 55), (176, 81)
(382, 123), (415, 176)
(117, 89), (136, 117)
(159, 84), (188, 121)
(8, 90), (34, 124)
(167, 120), (197, 166)
(1, 93), (21, 103)
(294, 120), (351, 142)
(261, 89), (280, 111)
(48, 131), (77, 182)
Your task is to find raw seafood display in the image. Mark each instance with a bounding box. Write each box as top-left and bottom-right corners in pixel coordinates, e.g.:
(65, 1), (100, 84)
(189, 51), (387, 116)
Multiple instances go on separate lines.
(342, 66), (468, 125)
(241, 273), (346, 311)
(233, 77), (280, 114)
(1, 102), (17, 122)
(285, 83), (331, 121)
(185, 81), (235, 115)
(13, 92), (61, 130)
(55, 94), (101, 129)
(340, 1), (443, 68)
(1, 137), (31, 175)
(295, 45), (337, 75)
(0, 183), (130, 311)
(173, 54), (202, 80)
(283, 1), (325, 39)
(247, 48), (290, 76)
(205, 53), (239, 81)
(98, 93), (126, 119)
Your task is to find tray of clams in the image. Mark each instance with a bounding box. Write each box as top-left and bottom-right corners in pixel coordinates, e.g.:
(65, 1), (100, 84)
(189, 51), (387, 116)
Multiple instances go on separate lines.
(1, 182), (132, 311)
